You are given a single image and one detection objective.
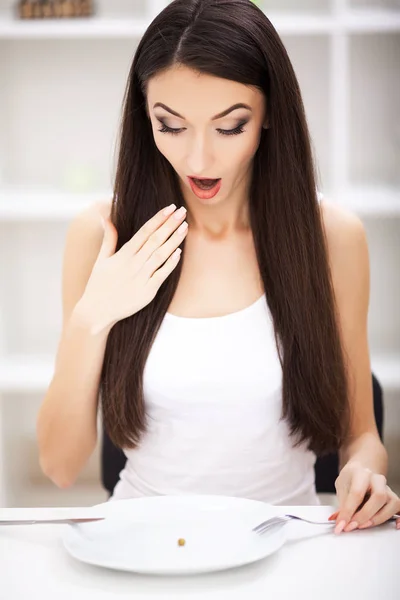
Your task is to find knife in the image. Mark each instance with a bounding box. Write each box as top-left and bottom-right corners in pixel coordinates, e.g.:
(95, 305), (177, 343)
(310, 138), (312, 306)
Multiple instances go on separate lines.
(0, 517), (105, 526)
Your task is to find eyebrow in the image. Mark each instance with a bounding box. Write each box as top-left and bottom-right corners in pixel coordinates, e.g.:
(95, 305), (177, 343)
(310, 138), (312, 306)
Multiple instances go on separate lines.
(153, 102), (252, 121)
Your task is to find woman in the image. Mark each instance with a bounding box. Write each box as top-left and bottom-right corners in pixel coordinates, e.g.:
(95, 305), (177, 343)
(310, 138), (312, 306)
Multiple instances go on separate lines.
(37, 0), (400, 534)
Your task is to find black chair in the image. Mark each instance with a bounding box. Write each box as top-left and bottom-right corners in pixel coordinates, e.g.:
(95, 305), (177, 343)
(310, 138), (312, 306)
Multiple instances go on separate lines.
(101, 427), (128, 496)
(101, 373), (384, 496)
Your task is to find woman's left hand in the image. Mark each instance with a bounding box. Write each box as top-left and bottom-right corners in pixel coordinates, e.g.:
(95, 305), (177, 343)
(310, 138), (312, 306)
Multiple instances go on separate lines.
(330, 461), (400, 534)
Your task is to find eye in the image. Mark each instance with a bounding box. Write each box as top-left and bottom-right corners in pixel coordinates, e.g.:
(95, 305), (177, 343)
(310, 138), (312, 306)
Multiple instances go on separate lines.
(217, 121), (248, 136)
(157, 123), (185, 136)
(156, 119), (248, 136)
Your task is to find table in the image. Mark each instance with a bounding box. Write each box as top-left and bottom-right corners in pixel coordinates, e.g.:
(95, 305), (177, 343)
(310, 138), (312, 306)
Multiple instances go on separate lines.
(1, 505), (399, 600)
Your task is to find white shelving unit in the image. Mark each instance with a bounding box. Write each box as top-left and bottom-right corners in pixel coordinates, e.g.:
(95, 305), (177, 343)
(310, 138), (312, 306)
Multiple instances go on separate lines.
(0, 184), (399, 221)
(1, 6), (400, 37)
(344, 7), (400, 32)
(1, 352), (399, 394)
(0, 0), (399, 507)
(0, 188), (110, 220)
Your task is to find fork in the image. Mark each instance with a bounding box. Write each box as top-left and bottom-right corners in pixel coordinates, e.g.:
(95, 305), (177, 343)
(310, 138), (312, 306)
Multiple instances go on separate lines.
(252, 513), (400, 535)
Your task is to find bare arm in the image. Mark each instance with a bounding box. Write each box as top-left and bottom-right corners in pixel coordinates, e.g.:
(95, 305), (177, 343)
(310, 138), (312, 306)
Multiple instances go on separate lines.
(37, 202), (113, 488)
(37, 200), (188, 488)
(321, 200), (387, 474)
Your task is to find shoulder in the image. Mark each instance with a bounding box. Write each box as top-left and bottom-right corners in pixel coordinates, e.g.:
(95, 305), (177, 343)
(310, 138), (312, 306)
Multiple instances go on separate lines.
(66, 199), (111, 242)
(320, 198), (366, 252)
(61, 199), (112, 323)
(63, 197), (112, 253)
(319, 198), (368, 271)
(319, 198), (369, 318)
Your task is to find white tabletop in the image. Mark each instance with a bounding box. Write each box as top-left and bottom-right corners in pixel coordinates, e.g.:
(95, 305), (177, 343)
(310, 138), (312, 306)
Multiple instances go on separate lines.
(1, 505), (399, 600)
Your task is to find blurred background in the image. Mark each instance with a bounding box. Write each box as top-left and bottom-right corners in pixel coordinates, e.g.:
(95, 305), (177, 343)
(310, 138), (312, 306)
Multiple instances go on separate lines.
(0, 0), (399, 508)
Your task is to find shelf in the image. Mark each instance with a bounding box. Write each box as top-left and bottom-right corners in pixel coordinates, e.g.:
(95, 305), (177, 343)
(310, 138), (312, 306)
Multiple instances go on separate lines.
(0, 15), (148, 39)
(0, 355), (55, 393)
(0, 186), (399, 222)
(0, 12), (335, 38)
(0, 352), (399, 394)
(334, 186), (400, 217)
(265, 12), (335, 35)
(344, 8), (400, 34)
(0, 188), (110, 221)
(0, 9), (400, 40)
(273, 8), (400, 35)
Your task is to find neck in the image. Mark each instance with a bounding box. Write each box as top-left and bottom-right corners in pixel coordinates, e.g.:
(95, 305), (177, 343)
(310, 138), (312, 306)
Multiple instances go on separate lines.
(181, 171), (252, 240)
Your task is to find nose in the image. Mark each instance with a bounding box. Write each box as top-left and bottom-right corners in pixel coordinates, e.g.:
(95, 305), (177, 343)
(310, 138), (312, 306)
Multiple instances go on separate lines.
(185, 132), (213, 175)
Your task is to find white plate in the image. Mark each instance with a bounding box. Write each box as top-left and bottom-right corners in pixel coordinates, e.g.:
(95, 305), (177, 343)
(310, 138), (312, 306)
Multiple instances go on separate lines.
(62, 495), (286, 575)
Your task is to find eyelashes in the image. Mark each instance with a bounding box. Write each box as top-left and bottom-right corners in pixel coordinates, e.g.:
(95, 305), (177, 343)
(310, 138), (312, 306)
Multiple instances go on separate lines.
(157, 120), (248, 136)
(157, 124), (182, 136)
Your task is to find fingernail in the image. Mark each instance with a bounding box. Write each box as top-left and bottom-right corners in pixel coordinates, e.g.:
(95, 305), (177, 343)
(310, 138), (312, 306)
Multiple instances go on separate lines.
(177, 221), (188, 234)
(359, 520), (373, 530)
(396, 521), (400, 530)
(345, 521), (359, 532)
(163, 203), (176, 216)
(334, 520), (346, 535)
(174, 206), (187, 220)
(328, 512), (338, 521)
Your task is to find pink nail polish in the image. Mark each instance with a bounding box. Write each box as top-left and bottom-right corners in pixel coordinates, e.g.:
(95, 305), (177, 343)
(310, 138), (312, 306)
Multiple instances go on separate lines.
(174, 207), (187, 220)
(334, 520), (346, 535)
(177, 221), (188, 234)
(345, 521), (359, 532)
(359, 520), (373, 530)
(163, 204), (176, 216)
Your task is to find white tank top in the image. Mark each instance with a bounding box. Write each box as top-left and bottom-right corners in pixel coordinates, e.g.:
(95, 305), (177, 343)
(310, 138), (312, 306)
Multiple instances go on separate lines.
(111, 294), (320, 506)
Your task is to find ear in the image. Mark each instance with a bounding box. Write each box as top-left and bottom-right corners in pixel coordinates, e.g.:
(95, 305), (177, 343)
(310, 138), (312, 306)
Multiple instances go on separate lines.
(262, 119), (270, 130)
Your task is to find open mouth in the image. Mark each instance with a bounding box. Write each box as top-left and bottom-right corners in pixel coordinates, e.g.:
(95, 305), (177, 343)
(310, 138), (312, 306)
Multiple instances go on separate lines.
(189, 177), (221, 190)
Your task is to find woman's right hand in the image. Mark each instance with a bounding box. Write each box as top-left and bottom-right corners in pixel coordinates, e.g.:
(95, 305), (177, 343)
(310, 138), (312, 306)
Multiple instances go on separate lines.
(74, 203), (188, 334)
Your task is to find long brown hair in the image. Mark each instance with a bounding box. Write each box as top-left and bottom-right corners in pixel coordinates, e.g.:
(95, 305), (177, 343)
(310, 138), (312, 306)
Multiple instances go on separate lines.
(101, 0), (350, 456)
